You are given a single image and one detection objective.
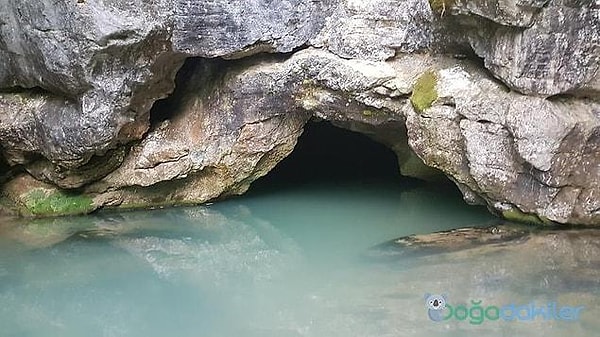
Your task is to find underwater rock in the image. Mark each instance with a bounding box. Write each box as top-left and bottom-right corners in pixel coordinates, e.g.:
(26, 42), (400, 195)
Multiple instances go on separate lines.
(366, 223), (600, 292)
(368, 223), (532, 260)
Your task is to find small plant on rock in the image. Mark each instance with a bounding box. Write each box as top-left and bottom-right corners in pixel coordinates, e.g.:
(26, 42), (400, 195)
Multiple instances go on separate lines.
(429, 0), (457, 17)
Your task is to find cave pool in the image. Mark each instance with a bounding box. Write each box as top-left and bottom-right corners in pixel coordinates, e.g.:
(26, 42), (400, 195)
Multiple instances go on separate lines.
(0, 180), (598, 337)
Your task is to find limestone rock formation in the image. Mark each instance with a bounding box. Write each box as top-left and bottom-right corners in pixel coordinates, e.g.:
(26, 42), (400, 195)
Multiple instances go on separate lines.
(0, 0), (185, 188)
(173, 0), (334, 57)
(312, 0), (435, 60)
(86, 50), (410, 208)
(405, 60), (600, 225)
(0, 0), (598, 225)
(463, 0), (600, 96)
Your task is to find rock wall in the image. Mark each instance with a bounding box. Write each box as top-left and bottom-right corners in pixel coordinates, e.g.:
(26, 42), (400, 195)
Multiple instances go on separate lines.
(0, 0), (598, 225)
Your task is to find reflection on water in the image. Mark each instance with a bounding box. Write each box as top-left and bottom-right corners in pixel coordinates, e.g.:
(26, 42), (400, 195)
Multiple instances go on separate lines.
(0, 182), (597, 337)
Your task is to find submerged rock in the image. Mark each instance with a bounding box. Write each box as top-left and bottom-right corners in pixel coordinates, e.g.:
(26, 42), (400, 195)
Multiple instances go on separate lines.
(369, 223), (532, 259)
(367, 223), (600, 293)
(0, 0), (598, 225)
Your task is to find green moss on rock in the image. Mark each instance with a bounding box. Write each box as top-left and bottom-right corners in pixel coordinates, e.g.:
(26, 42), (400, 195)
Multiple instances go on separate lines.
(23, 189), (94, 217)
(501, 208), (553, 226)
(410, 70), (438, 113)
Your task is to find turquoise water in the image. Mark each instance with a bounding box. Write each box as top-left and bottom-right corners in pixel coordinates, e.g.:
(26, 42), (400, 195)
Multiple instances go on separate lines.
(0, 181), (597, 337)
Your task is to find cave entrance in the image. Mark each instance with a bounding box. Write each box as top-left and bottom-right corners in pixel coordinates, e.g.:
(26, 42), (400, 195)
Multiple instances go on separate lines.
(249, 120), (416, 194)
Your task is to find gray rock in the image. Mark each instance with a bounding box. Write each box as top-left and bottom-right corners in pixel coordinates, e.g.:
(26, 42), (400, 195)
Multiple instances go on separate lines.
(0, 0), (598, 226)
(0, 0), (185, 182)
(312, 0), (435, 60)
(173, 0), (335, 57)
(84, 48), (600, 226)
(0, 0), (331, 185)
(465, 0), (600, 96)
(86, 49), (417, 207)
(405, 59), (600, 225)
(454, 0), (549, 27)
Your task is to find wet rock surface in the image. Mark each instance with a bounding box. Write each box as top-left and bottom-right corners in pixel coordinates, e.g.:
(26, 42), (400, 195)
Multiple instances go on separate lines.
(0, 0), (598, 225)
(368, 223), (533, 259)
(367, 223), (600, 293)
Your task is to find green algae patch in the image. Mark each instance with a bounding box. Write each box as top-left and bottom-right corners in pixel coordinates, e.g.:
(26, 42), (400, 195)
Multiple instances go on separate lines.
(23, 189), (94, 217)
(502, 208), (553, 226)
(410, 70), (438, 113)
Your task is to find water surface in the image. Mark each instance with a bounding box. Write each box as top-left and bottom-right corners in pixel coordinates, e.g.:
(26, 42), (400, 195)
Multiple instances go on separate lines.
(0, 181), (597, 337)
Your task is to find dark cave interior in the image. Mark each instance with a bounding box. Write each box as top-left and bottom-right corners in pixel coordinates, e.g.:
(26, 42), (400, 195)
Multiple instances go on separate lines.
(249, 120), (418, 192)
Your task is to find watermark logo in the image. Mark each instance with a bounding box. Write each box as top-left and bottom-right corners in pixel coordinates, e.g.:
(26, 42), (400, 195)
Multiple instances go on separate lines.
(424, 294), (585, 325)
(424, 293), (447, 322)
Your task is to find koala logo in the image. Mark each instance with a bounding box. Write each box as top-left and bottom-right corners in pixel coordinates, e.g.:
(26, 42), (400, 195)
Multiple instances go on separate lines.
(424, 293), (447, 322)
